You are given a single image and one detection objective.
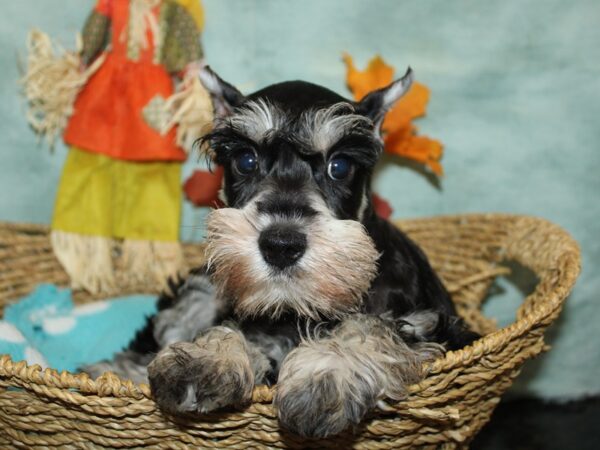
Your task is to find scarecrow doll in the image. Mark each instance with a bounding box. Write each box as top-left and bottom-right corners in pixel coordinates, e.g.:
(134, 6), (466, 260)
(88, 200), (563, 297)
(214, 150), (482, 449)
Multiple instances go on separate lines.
(23, 0), (213, 294)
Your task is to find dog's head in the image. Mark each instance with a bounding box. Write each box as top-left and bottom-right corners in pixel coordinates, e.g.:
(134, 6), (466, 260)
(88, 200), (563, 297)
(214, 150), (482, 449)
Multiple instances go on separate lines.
(199, 66), (413, 320)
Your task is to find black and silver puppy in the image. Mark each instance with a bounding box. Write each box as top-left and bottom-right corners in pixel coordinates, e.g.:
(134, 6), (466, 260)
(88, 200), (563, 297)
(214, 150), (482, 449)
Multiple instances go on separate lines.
(85, 66), (478, 438)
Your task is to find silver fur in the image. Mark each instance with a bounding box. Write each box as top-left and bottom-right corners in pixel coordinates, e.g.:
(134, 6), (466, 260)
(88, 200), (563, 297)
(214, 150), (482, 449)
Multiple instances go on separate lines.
(274, 314), (443, 437)
(380, 69), (414, 112)
(227, 99), (286, 143)
(154, 274), (217, 346)
(398, 310), (441, 341)
(223, 100), (370, 154)
(148, 325), (270, 414)
(300, 102), (370, 153)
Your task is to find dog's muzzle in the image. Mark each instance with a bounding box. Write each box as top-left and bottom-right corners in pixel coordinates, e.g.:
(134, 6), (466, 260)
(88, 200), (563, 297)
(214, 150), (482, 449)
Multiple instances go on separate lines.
(259, 226), (307, 269)
(205, 202), (379, 319)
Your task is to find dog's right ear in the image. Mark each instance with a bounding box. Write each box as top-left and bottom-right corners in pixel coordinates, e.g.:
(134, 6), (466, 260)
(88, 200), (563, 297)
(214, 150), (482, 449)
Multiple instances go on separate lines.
(198, 65), (246, 117)
(355, 67), (414, 131)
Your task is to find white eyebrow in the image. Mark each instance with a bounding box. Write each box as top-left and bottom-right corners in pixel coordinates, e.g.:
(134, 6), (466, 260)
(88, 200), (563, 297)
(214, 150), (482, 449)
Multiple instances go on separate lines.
(225, 100), (371, 152)
(227, 99), (285, 142)
(301, 103), (371, 153)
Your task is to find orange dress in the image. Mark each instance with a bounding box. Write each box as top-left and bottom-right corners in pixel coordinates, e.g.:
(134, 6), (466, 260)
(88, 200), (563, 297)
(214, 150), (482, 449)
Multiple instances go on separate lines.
(64, 0), (197, 162)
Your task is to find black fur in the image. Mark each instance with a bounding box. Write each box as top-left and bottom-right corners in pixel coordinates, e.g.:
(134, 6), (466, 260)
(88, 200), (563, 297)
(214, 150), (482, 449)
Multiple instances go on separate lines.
(362, 213), (478, 348)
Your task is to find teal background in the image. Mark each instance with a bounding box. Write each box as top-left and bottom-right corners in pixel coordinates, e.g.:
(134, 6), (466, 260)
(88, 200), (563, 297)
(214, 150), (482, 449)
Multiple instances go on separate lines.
(1, 0), (598, 399)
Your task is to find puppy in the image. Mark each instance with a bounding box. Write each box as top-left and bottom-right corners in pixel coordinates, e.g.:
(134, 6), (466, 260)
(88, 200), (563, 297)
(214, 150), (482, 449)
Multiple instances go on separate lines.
(84, 66), (479, 438)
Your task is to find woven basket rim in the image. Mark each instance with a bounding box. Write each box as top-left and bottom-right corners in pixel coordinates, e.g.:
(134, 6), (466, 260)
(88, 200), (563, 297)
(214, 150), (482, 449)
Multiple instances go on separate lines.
(0, 213), (581, 405)
(394, 213), (581, 372)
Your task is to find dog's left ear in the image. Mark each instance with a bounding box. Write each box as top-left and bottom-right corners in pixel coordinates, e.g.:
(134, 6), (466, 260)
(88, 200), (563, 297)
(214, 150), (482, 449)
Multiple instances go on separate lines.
(356, 67), (414, 129)
(198, 65), (246, 117)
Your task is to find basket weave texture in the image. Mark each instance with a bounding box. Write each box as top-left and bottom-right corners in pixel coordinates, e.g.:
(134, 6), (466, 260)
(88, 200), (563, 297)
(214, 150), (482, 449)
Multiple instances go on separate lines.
(0, 214), (580, 449)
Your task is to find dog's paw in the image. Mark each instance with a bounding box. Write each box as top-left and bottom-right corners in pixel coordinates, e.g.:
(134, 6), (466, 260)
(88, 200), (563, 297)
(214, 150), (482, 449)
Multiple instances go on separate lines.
(275, 367), (376, 438)
(148, 327), (254, 415)
(274, 342), (381, 438)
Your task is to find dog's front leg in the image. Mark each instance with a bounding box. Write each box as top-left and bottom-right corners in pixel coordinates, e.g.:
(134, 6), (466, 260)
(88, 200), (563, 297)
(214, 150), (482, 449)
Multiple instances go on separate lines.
(274, 314), (442, 438)
(148, 325), (269, 415)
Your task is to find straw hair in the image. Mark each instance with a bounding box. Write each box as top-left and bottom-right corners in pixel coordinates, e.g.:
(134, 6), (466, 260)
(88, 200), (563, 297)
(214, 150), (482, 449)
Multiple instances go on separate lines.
(20, 30), (105, 148)
(0, 214), (580, 448)
(124, 0), (161, 59)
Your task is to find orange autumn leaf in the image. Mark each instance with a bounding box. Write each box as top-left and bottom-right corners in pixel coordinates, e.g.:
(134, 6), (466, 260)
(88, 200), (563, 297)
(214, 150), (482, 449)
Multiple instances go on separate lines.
(343, 53), (444, 176)
(382, 82), (430, 131)
(343, 53), (394, 99)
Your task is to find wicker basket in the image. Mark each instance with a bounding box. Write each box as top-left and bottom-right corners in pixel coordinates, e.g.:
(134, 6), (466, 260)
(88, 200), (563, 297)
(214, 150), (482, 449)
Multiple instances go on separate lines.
(0, 214), (580, 449)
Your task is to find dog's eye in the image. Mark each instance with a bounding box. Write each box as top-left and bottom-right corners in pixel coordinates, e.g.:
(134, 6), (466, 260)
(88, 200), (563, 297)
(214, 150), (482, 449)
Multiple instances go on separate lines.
(327, 157), (353, 180)
(234, 150), (258, 175)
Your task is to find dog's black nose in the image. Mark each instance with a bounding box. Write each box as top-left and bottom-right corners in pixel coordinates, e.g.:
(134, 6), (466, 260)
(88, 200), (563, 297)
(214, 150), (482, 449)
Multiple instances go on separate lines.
(258, 227), (307, 269)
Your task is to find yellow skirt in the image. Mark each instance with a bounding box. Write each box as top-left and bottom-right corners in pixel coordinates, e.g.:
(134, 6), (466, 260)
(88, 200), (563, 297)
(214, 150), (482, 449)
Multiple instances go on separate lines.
(52, 147), (182, 242)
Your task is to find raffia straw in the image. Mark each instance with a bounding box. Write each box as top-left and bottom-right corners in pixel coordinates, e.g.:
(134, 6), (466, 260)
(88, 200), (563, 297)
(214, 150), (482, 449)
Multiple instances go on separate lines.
(161, 73), (214, 152)
(121, 239), (186, 288)
(50, 230), (116, 295)
(20, 30), (105, 148)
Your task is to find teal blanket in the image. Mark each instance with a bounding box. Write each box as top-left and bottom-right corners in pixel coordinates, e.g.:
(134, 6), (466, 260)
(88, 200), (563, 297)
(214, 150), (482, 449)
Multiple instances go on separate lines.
(0, 284), (156, 372)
